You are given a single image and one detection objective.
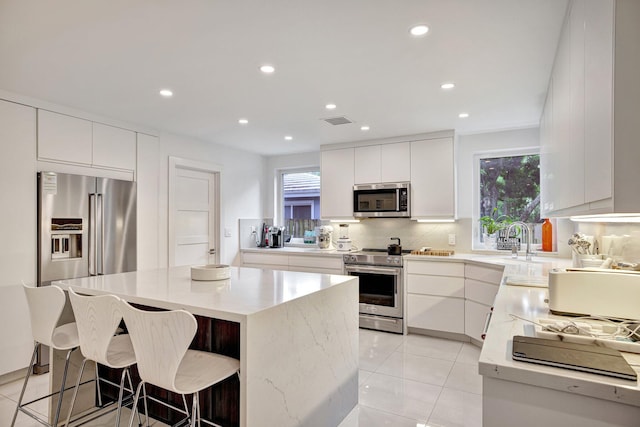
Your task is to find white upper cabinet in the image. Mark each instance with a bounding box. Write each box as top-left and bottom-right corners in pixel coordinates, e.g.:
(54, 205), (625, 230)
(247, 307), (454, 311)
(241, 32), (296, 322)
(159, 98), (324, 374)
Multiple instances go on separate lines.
(38, 110), (93, 165)
(410, 137), (455, 219)
(38, 109), (136, 172)
(354, 142), (410, 184)
(541, 0), (640, 216)
(93, 122), (136, 170)
(321, 148), (355, 219)
(583, 0), (613, 204)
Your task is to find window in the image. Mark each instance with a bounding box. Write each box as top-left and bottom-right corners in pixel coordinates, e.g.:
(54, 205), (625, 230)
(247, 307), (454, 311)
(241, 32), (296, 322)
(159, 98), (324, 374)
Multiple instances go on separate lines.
(281, 170), (321, 240)
(475, 151), (541, 250)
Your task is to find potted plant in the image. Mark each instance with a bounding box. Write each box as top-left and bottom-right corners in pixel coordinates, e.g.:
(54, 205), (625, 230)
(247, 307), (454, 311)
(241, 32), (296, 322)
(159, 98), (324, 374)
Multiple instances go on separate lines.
(480, 208), (513, 249)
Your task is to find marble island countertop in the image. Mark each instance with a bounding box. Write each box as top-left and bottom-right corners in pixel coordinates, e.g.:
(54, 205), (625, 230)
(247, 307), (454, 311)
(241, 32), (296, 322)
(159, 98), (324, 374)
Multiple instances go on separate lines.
(55, 265), (355, 322)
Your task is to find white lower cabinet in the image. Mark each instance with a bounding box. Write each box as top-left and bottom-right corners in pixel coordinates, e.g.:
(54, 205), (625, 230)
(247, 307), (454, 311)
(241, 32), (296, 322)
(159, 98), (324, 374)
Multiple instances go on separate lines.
(241, 252), (289, 270)
(408, 295), (465, 333)
(464, 264), (503, 342)
(406, 259), (504, 343)
(240, 251), (343, 274)
(406, 260), (465, 334)
(288, 255), (343, 274)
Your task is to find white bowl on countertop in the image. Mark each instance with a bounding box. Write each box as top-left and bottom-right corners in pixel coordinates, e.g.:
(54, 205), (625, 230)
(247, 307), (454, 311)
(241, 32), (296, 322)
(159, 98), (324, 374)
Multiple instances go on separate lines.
(191, 264), (231, 281)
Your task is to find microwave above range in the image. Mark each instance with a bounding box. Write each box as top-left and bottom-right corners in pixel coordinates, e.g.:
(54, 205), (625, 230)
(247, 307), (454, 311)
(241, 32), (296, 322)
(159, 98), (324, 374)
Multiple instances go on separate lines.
(353, 182), (410, 218)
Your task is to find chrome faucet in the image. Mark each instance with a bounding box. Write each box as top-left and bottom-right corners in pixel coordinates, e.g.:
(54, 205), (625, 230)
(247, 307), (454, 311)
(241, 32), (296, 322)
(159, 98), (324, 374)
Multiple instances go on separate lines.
(507, 221), (534, 261)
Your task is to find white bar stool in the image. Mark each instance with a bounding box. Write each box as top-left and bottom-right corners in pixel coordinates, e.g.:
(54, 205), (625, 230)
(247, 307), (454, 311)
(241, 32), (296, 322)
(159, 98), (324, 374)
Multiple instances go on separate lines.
(12, 284), (80, 427)
(64, 288), (139, 427)
(120, 300), (240, 427)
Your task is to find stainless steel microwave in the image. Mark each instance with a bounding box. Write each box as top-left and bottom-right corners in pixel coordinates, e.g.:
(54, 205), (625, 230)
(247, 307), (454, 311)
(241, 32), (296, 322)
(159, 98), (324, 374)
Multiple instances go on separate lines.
(353, 183), (410, 218)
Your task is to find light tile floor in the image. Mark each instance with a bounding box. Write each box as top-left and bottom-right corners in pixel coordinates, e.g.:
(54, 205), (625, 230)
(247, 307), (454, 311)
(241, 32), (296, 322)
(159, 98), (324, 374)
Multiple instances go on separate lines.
(1, 330), (482, 426)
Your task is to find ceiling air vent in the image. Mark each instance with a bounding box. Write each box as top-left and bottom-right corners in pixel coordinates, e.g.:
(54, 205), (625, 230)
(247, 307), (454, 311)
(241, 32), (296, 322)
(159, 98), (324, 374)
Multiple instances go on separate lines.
(323, 116), (353, 126)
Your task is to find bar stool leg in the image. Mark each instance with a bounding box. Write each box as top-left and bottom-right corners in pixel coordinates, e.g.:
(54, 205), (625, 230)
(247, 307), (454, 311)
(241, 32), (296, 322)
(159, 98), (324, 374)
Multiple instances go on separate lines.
(63, 357), (89, 427)
(10, 343), (38, 427)
(53, 347), (75, 427)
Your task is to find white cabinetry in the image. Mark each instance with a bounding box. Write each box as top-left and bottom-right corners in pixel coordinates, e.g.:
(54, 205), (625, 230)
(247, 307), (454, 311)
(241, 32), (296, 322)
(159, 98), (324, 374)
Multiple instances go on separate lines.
(0, 100), (37, 376)
(242, 252), (289, 270)
(354, 142), (410, 184)
(410, 138), (455, 219)
(541, 0), (640, 216)
(38, 109), (93, 165)
(241, 251), (343, 274)
(137, 133), (160, 270)
(464, 264), (503, 343)
(406, 260), (465, 334)
(320, 148), (354, 219)
(288, 255), (343, 274)
(92, 122), (136, 170)
(38, 109), (136, 173)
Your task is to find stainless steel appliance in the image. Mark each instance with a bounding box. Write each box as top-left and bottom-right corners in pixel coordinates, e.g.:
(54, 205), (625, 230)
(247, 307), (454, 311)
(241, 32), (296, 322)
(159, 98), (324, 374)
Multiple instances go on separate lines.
(343, 249), (405, 334)
(353, 182), (410, 218)
(36, 171), (136, 372)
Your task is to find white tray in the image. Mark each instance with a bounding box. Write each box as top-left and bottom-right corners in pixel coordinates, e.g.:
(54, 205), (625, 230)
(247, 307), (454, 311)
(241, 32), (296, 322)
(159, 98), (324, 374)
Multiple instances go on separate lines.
(191, 264), (231, 281)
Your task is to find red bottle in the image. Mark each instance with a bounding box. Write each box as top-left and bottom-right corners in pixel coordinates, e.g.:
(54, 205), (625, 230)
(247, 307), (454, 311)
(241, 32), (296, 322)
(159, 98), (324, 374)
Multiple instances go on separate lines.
(542, 218), (552, 252)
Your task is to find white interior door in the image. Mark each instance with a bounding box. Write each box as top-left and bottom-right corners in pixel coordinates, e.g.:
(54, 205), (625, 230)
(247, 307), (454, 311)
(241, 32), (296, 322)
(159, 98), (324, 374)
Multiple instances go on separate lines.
(170, 160), (219, 267)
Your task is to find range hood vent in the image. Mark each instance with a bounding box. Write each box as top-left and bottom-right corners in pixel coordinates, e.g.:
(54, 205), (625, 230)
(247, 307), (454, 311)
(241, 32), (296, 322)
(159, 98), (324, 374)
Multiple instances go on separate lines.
(323, 116), (353, 126)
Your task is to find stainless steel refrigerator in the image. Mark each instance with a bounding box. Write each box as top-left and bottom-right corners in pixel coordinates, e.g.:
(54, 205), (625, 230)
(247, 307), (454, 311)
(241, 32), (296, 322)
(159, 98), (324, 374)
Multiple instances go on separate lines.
(36, 171), (136, 372)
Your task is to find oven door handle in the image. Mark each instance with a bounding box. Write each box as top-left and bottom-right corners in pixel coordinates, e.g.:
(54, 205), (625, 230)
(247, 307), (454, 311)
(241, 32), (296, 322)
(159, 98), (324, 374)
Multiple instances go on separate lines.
(344, 265), (400, 276)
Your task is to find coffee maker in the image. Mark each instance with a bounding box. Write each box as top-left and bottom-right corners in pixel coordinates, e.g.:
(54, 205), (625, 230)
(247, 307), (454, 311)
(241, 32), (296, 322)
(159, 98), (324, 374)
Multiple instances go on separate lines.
(268, 226), (284, 248)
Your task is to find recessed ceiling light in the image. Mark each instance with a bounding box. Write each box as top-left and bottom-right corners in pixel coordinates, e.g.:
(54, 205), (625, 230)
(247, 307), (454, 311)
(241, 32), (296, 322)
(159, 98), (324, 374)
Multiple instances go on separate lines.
(284, 136), (293, 141)
(260, 65), (275, 74)
(361, 126), (370, 131)
(458, 113), (470, 118)
(409, 25), (429, 36)
(441, 83), (455, 90)
(325, 103), (337, 110)
(238, 118), (248, 125)
(159, 89), (173, 97)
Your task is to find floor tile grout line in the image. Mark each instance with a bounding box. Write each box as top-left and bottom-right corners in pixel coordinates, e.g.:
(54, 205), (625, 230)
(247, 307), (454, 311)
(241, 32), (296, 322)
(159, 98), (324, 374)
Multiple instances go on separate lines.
(358, 402), (429, 424)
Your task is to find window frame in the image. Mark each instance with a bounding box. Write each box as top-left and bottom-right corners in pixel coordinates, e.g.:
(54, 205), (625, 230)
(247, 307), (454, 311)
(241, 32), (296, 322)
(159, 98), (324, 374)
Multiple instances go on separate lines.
(275, 166), (320, 226)
(472, 147), (540, 251)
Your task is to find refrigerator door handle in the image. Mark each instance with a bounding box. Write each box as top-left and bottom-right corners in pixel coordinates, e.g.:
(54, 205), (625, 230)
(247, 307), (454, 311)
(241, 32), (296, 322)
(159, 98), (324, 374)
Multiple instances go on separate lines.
(89, 193), (97, 276)
(97, 193), (104, 275)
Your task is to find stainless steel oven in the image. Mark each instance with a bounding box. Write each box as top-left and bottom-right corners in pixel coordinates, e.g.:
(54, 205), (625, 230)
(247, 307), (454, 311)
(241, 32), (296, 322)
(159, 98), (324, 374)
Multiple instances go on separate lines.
(343, 250), (404, 334)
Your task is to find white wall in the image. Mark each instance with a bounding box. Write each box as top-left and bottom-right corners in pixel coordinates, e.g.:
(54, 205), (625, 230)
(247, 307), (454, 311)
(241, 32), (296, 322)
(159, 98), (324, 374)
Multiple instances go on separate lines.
(156, 132), (266, 267)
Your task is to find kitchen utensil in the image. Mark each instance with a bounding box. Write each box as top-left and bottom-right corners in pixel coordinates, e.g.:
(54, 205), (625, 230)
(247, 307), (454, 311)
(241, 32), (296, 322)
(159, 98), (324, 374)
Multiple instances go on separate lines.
(387, 237), (402, 255)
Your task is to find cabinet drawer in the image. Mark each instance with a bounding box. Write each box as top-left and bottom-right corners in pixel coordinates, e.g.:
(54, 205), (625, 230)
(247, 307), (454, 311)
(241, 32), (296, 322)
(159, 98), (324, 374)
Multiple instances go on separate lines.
(407, 274), (464, 297)
(407, 294), (464, 333)
(465, 279), (499, 306)
(465, 264), (504, 284)
(406, 261), (464, 277)
(288, 255), (342, 270)
(242, 252), (288, 266)
(465, 300), (491, 342)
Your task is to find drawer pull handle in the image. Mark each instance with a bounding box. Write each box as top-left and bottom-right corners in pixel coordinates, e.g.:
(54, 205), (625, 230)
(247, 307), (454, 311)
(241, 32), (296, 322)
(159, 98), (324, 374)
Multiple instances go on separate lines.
(481, 307), (494, 340)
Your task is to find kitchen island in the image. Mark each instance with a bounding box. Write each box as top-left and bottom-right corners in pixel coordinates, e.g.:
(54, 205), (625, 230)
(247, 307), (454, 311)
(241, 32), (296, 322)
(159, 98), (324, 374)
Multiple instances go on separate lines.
(54, 265), (359, 427)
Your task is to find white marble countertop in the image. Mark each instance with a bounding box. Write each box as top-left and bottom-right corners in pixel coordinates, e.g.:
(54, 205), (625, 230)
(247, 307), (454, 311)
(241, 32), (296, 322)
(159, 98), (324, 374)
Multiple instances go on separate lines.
(477, 263), (640, 407)
(54, 265), (356, 322)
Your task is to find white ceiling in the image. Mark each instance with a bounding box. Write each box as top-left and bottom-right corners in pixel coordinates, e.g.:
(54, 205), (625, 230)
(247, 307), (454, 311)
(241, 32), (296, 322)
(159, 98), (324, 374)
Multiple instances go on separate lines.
(0, 0), (568, 156)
